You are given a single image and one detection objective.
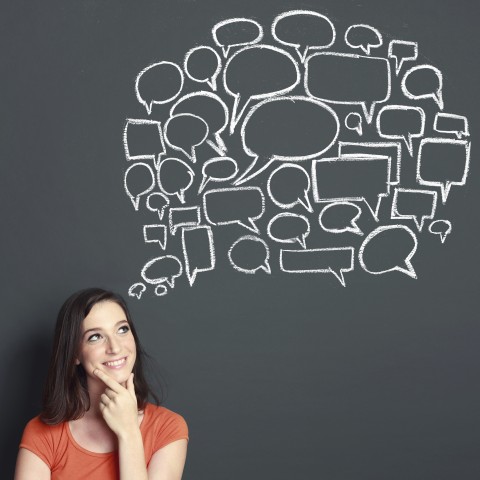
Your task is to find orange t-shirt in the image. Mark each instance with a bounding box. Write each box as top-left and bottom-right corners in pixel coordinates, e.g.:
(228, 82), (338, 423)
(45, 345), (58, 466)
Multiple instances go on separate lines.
(19, 403), (188, 479)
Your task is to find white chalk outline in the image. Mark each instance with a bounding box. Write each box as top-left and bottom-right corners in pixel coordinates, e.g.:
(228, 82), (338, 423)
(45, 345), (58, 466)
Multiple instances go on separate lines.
(123, 119), (165, 163)
(184, 45), (222, 91)
(124, 162), (156, 210)
(146, 192), (170, 221)
(135, 61), (184, 115)
(416, 138), (471, 203)
(358, 224), (418, 279)
(428, 219), (452, 243)
(168, 206), (201, 235)
(203, 186), (265, 234)
(181, 225), (216, 286)
(141, 255), (183, 288)
(157, 157), (195, 204)
(154, 284), (168, 297)
(267, 212), (311, 248)
(271, 10), (336, 63)
(388, 40), (418, 75)
(344, 24), (383, 56)
(236, 95), (340, 185)
(401, 64), (444, 110)
(228, 235), (271, 274)
(212, 18), (264, 58)
(433, 112), (470, 139)
(128, 283), (146, 300)
(390, 188), (438, 231)
(304, 52), (391, 123)
(198, 156), (238, 193)
(318, 202), (364, 236)
(376, 105), (425, 156)
(345, 112), (363, 136)
(279, 247), (355, 287)
(143, 224), (168, 250)
(223, 44), (301, 133)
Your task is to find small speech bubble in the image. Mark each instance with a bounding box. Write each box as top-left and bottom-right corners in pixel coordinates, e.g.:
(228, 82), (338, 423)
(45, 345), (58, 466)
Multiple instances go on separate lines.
(388, 40), (418, 75)
(428, 219), (452, 243)
(168, 206), (201, 235)
(141, 255), (183, 288)
(199, 157), (238, 193)
(181, 225), (215, 286)
(434, 113), (470, 139)
(154, 284), (168, 297)
(184, 46), (222, 91)
(376, 105), (425, 156)
(212, 18), (264, 57)
(401, 64), (444, 110)
(157, 157), (194, 204)
(123, 119), (165, 162)
(318, 202), (363, 236)
(146, 192), (169, 221)
(345, 112), (363, 136)
(390, 188), (438, 231)
(203, 187), (265, 234)
(124, 162), (156, 210)
(228, 235), (271, 274)
(128, 282), (146, 300)
(267, 163), (313, 212)
(164, 113), (208, 164)
(143, 224), (167, 250)
(267, 212), (310, 248)
(280, 247), (355, 287)
(135, 61), (184, 115)
(359, 224), (418, 279)
(272, 10), (335, 62)
(345, 24), (383, 56)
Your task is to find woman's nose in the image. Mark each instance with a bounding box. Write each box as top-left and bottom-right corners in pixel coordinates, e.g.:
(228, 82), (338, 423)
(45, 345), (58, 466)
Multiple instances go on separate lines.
(105, 336), (120, 353)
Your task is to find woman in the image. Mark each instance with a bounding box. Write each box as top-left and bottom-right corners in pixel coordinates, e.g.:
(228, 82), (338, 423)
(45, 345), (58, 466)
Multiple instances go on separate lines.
(15, 288), (188, 480)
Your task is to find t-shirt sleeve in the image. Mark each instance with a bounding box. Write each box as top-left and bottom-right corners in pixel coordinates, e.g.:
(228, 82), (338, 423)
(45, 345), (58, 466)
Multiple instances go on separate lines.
(153, 409), (189, 451)
(19, 417), (56, 469)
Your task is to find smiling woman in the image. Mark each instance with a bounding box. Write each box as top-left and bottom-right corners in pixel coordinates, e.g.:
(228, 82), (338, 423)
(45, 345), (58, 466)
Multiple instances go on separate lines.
(14, 288), (188, 480)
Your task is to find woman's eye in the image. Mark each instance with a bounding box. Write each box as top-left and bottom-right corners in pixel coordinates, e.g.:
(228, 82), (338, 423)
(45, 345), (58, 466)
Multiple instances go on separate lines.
(87, 333), (101, 343)
(119, 325), (130, 334)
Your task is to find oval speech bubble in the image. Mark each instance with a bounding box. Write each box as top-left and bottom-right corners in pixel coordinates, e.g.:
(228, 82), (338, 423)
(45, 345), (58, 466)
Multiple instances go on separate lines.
(124, 162), (156, 210)
(212, 18), (264, 57)
(228, 235), (271, 274)
(146, 192), (170, 221)
(157, 157), (194, 204)
(184, 46), (222, 91)
(401, 64), (444, 110)
(141, 255), (183, 288)
(318, 202), (363, 235)
(345, 112), (363, 136)
(428, 219), (452, 243)
(345, 24), (383, 56)
(199, 156), (238, 193)
(267, 212), (310, 249)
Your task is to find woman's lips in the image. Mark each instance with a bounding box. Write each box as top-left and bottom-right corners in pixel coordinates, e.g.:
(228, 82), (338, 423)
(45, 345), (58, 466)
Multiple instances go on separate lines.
(102, 356), (127, 369)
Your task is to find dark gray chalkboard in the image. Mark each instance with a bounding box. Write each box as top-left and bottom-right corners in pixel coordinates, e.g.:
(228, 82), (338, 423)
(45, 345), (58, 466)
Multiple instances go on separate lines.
(2, 0), (480, 478)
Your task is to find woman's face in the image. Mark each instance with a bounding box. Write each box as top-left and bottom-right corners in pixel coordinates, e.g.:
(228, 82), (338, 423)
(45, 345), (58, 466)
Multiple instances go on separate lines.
(75, 300), (137, 393)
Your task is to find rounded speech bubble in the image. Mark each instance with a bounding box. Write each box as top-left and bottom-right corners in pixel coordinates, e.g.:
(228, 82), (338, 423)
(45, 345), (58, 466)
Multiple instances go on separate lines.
(345, 24), (383, 56)
(359, 224), (418, 278)
(272, 10), (335, 62)
(141, 255), (183, 288)
(228, 235), (271, 274)
(318, 202), (363, 236)
(135, 61), (184, 115)
(401, 64), (444, 110)
(184, 46), (222, 91)
(428, 219), (452, 243)
(212, 18), (264, 57)
(199, 156), (238, 193)
(157, 157), (194, 204)
(146, 192), (170, 221)
(345, 112), (363, 136)
(124, 162), (156, 210)
(128, 282), (146, 300)
(267, 213), (310, 249)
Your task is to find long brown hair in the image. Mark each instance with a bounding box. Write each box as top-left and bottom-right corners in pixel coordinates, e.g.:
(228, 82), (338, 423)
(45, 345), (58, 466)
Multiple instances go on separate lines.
(41, 288), (160, 424)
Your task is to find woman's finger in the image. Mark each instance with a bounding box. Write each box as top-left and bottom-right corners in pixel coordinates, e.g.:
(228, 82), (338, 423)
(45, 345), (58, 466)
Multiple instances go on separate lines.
(100, 393), (110, 405)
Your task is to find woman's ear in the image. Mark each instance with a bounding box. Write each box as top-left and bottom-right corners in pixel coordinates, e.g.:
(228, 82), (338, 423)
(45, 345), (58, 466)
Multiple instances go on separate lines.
(75, 358), (80, 365)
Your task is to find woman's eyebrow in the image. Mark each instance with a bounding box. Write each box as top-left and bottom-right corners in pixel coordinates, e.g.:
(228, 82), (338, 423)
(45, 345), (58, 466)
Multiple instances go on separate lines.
(83, 320), (128, 337)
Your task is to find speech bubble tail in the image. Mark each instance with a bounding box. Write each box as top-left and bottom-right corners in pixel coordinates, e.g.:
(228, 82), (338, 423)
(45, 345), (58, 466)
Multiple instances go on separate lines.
(143, 101), (153, 116)
(404, 134), (415, 156)
(221, 46), (230, 58)
(234, 158), (274, 186)
(364, 197), (382, 221)
(189, 147), (197, 164)
(154, 284), (168, 297)
(412, 216), (425, 232)
(296, 46), (310, 63)
(187, 269), (198, 286)
(394, 58), (403, 76)
(177, 191), (186, 204)
(439, 233), (448, 243)
(355, 124), (363, 136)
(350, 222), (364, 236)
(440, 182), (452, 204)
(165, 277), (175, 289)
(198, 175), (209, 194)
(298, 192), (313, 213)
(360, 45), (371, 56)
(207, 77), (217, 91)
(230, 95), (250, 134)
(434, 91), (444, 110)
(261, 262), (272, 275)
(361, 103), (376, 124)
(297, 235), (307, 249)
(130, 195), (141, 211)
(238, 218), (260, 234)
(329, 268), (347, 287)
(206, 139), (226, 156)
(398, 260), (417, 279)
(154, 154), (163, 170)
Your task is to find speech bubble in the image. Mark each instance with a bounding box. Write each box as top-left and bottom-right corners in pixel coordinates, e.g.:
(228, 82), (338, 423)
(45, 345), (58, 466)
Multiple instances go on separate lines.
(199, 156), (238, 193)
(154, 284), (168, 297)
(388, 40), (418, 75)
(168, 206), (201, 235)
(428, 219), (452, 243)
(124, 162), (156, 210)
(141, 255), (183, 288)
(223, 45), (301, 132)
(267, 212), (310, 248)
(157, 157), (194, 204)
(434, 113), (470, 139)
(305, 52), (391, 123)
(170, 91), (229, 156)
(237, 95), (339, 184)
(401, 64), (444, 110)
(212, 18), (264, 57)
(135, 61), (184, 115)
(123, 119), (165, 162)
(228, 235), (271, 274)
(181, 225), (215, 286)
(184, 46), (222, 91)
(359, 224), (418, 279)
(143, 224), (167, 250)
(376, 105), (425, 156)
(280, 247), (355, 287)
(390, 188), (438, 231)
(271, 10), (335, 62)
(267, 163), (313, 212)
(128, 283), (146, 300)
(164, 113), (208, 164)
(312, 156), (391, 220)
(318, 202), (363, 236)
(345, 112), (363, 136)
(416, 138), (471, 203)
(203, 187), (265, 234)
(146, 192), (169, 221)
(345, 24), (383, 55)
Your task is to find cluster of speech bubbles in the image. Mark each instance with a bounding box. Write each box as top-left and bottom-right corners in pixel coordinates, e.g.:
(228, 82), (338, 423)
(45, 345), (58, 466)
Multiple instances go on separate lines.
(123, 10), (471, 297)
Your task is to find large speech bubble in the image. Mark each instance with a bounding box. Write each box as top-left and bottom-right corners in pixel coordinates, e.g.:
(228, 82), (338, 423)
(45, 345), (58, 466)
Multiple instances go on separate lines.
(181, 225), (215, 286)
(345, 24), (383, 56)
(434, 112), (469, 139)
(157, 157), (194, 204)
(271, 10), (335, 62)
(199, 156), (238, 193)
(223, 45), (301, 132)
(141, 255), (183, 288)
(401, 64), (444, 110)
(416, 138), (471, 203)
(359, 225), (418, 279)
(428, 219), (452, 243)
(305, 52), (391, 123)
(123, 119), (165, 162)
(390, 188), (438, 231)
(212, 18), (264, 57)
(184, 46), (222, 91)
(146, 192), (169, 221)
(237, 95), (339, 185)
(228, 235), (271, 274)
(124, 162), (156, 210)
(135, 61), (184, 115)
(203, 186), (265, 234)
(267, 212), (310, 249)
(318, 202), (364, 236)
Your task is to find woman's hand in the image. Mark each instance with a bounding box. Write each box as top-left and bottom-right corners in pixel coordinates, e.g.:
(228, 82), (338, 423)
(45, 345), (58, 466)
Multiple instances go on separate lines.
(94, 369), (139, 438)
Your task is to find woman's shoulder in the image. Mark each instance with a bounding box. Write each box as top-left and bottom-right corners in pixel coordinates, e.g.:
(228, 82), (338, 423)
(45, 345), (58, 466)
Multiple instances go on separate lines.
(23, 415), (65, 437)
(143, 403), (187, 429)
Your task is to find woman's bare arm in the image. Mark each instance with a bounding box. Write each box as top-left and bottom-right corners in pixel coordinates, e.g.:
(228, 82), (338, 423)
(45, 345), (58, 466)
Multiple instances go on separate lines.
(14, 448), (51, 480)
(147, 439), (188, 480)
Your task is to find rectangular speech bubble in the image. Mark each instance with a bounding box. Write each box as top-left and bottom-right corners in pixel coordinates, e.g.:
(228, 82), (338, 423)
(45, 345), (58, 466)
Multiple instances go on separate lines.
(123, 119), (165, 162)
(169, 206), (201, 235)
(390, 188), (437, 231)
(181, 225), (215, 286)
(143, 224), (167, 249)
(433, 113), (469, 139)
